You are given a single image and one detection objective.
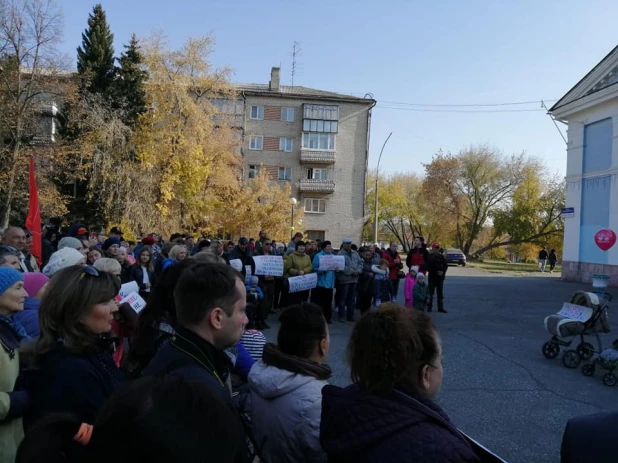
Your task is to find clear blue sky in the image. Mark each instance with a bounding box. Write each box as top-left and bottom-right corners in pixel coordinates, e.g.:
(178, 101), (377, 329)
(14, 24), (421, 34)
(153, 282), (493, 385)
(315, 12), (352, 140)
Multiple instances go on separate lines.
(60, 0), (618, 177)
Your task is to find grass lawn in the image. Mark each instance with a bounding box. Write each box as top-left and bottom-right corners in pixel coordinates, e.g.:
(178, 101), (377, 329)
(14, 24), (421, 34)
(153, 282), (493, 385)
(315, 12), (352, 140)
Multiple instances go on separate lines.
(467, 259), (562, 274)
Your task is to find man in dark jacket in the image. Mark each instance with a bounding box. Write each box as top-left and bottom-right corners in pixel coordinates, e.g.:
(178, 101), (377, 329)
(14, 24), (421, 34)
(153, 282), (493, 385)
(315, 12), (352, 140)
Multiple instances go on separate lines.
(561, 411), (618, 463)
(229, 237), (255, 280)
(143, 263), (249, 404)
(426, 242), (448, 313)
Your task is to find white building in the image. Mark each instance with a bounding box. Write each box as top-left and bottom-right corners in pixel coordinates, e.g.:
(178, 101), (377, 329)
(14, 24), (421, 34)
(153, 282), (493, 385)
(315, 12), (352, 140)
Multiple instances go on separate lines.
(550, 45), (618, 286)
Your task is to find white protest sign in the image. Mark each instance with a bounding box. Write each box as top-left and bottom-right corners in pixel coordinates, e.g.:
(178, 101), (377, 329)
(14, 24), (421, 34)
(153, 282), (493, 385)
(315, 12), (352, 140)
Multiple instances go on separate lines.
(558, 302), (593, 323)
(119, 281), (139, 299)
(318, 255), (345, 272)
(229, 259), (243, 272)
(288, 273), (318, 293)
(253, 255), (284, 276)
(120, 291), (147, 313)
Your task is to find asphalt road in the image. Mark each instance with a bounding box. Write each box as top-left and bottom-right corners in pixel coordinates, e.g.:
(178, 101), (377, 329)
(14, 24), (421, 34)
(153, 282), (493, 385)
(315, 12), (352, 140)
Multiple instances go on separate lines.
(263, 266), (618, 463)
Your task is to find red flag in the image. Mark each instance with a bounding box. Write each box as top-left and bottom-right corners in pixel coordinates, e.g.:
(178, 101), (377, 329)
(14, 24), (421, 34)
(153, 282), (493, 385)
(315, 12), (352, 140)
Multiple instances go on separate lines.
(25, 156), (42, 266)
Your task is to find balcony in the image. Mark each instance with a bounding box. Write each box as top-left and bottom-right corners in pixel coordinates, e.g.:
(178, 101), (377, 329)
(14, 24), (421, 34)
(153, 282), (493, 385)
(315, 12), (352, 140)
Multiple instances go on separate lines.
(299, 179), (335, 193)
(300, 150), (336, 164)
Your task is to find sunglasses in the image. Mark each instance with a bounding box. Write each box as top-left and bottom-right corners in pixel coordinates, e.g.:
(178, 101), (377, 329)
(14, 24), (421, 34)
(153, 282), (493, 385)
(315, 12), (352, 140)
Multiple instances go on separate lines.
(78, 266), (100, 280)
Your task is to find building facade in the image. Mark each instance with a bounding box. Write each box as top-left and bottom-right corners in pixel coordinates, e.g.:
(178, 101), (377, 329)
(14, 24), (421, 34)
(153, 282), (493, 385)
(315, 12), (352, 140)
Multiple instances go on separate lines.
(235, 68), (375, 245)
(550, 45), (618, 286)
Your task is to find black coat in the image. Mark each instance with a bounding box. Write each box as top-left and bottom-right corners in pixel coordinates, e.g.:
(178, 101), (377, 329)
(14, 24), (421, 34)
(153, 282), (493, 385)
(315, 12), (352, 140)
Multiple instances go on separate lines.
(426, 252), (448, 278)
(129, 265), (157, 292)
(321, 384), (481, 463)
(229, 248), (255, 277)
(561, 412), (618, 463)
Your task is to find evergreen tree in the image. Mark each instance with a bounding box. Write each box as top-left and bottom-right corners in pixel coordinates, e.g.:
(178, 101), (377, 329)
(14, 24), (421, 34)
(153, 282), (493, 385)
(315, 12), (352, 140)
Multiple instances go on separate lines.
(116, 34), (148, 126)
(76, 4), (115, 95)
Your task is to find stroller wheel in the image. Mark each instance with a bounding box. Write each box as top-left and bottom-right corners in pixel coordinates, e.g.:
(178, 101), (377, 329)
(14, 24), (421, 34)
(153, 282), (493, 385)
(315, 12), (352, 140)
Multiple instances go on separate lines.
(562, 350), (581, 369)
(542, 341), (560, 359)
(576, 342), (595, 360)
(582, 363), (595, 377)
(602, 373), (617, 387)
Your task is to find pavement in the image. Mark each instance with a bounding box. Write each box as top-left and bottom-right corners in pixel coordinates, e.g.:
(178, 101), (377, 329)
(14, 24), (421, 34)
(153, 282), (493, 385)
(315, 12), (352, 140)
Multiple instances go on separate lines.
(263, 266), (618, 463)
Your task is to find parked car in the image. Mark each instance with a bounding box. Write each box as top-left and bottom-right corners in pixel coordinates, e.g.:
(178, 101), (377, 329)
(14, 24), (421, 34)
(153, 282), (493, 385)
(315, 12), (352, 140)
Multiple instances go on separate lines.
(444, 248), (466, 266)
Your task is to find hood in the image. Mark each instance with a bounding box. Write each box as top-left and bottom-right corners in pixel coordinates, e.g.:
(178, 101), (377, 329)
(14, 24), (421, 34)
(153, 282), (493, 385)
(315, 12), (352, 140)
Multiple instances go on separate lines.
(320, 384), (442, 455)
(249, 360), (319, 399)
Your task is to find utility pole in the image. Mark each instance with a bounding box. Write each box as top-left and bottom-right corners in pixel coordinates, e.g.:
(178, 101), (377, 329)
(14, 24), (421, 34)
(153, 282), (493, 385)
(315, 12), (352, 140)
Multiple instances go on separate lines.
(374, 132), (393, 244)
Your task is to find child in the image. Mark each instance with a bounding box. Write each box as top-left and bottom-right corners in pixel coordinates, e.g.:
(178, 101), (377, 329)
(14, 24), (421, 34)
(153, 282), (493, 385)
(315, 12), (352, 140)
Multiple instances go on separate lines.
(246, 276), (264, 305)
(404, 266), (418, 308)
(413, 273), (429, 311)
(372, 259), (393, 307)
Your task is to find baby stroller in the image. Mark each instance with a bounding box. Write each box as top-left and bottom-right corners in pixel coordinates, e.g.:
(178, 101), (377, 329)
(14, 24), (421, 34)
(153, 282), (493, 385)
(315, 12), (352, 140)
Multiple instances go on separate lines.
(542, 291), (612, 369)
(581, 340), (618, 386)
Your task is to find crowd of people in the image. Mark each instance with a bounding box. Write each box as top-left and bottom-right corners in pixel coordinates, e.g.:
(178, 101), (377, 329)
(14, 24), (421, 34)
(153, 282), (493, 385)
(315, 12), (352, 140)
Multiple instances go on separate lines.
(0, 220), (607, 462)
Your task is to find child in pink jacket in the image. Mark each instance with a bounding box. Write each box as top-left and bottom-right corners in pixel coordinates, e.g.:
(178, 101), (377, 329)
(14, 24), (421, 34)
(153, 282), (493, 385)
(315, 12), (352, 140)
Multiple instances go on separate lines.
(404, 266), (418, 308)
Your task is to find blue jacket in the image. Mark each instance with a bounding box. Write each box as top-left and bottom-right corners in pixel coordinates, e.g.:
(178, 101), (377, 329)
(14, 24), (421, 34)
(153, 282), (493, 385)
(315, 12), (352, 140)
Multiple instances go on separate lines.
(13, 298), (40, 338)
(143, 326), (233, 406)
(23, 342), (125, 427)
(313, 251), (336, 289)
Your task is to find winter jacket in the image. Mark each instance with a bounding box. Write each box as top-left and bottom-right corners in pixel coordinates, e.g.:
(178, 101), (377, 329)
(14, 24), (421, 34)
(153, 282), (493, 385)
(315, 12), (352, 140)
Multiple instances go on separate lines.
(383, 249), (403, 280)
(549, 251), (558, 265)
(406, 246), (430, 270)
(413, 282), (429, 310)
(372, 265), (388, 280)
(337, 249), (362, 285)
(14, 297), (40, 338)
(0, 323), (27, 463)
(404, 274), (417, 307)
(426, 252), (448, 279)
(313, 250), (337, 289)
(357, 259), (375, 293)
(561, 411), (618, 463)
(320, 384), (481, 463)
(284, 252), (313, 278)
(249, 344), (331, 463)
(229, 247), (256, 277)
(128, 265), (157, 293)
(23, 341), (125, 428)
(538, 249), (549, 260)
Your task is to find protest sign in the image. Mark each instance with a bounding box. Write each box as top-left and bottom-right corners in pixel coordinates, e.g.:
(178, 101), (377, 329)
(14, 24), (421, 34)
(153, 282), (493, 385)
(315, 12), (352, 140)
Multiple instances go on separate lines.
(253, 255), (284, 276)
(558, 302), (593, 323)
(119, 281), (139, 299)
(319, 255), (345, 271)
(288, 273), (318, 293)
(120, 291), (147, 313)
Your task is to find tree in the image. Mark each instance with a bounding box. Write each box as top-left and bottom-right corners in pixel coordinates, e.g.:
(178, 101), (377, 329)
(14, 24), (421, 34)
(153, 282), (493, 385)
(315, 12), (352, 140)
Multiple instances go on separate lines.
(76, 3), (115, 95)
(423, 145), (527, 255)
(0, 0), (68, 228)
(115, 34), (147, 126)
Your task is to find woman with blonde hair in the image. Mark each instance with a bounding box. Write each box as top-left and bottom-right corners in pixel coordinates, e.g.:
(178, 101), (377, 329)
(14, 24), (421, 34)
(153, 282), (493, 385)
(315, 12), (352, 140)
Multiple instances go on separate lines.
(162, 245), (187, 271)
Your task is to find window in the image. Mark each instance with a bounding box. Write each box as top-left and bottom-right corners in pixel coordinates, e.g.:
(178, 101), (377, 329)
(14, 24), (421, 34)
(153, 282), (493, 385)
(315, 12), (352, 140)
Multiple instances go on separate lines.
(281, 107), (295, 122)
(302, 120), (338, 133)
(304, 198), (326, 213)
(249, 136), (263, 150)
(250, 105), (264, 120)
(278, 167), (292, 181)
(302, 133), (335, 150)
(303, 105), (339, 121)
(305, 230), (326, 241)
(279, 137), (293, 152)
(307, 168), (328, 180)
(248, 165), (260, 179)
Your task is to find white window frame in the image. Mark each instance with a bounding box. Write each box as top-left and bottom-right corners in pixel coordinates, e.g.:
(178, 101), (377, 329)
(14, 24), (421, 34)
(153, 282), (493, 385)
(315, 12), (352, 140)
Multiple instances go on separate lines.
(248, 165), (260, 179)
(301, 133), (336, 151)
(307, 168), (328, 181)
(281, 107), (295, 122)
(278, 167), (292, 181)
(304, 198), (326, 213)
(279, 137), (293, 152)
(249, 136), (263, 150)
(250, 105), (264, 120)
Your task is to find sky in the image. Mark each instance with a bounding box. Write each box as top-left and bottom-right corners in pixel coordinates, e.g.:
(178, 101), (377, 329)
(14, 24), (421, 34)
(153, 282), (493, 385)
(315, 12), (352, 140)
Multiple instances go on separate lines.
(58, 0), (618, 178)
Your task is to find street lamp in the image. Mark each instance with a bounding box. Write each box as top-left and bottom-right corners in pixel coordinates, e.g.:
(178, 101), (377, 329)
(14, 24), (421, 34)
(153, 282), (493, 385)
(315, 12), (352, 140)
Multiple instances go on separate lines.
(374, 132), (393, 244)
(290, 197), (298, 239)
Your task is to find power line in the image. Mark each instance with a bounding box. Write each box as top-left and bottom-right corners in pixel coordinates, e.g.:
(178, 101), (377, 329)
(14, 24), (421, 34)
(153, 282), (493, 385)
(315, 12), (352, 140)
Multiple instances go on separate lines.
(376, 105), (546, 113)
(378, 98), (558, 108)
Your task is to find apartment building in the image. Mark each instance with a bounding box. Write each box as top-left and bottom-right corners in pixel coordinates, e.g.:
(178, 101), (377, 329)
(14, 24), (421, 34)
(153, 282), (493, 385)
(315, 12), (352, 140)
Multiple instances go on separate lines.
(236, 67), (376, 245)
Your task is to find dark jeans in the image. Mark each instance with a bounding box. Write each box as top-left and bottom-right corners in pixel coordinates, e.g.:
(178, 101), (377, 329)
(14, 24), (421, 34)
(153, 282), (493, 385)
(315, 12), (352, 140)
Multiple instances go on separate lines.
(311, 286), (334, 321)
(356, 290), (373, 314)
(391, 278), (400, 302)
(273, 278), (284, 309)
(282, 288), (309, 308)
(258, 280), (274, 322)
(336, 283), (357, 321)
(427, 276), (445, 311)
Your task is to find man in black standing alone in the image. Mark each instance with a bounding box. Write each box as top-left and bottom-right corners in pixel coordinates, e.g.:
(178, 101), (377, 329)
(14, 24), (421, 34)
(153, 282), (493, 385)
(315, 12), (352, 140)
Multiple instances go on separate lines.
(426, 242), (448, 313)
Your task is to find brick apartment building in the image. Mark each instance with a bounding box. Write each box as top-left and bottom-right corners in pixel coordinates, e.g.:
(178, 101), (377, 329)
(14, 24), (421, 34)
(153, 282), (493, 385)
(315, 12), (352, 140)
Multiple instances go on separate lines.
(234, 67), (376, 245)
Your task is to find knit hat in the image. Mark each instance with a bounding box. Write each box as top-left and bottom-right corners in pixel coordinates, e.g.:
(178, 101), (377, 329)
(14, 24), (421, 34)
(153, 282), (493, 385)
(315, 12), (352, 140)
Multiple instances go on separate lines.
(42, 248), (85, 277)
(142, 236), (155, 245)
(249, 276), (259, 285)
(58, 236), (84, 251)
(102, 237), (121, 251)
(23, 273), (50, 297)
(0, 267), (23, 296)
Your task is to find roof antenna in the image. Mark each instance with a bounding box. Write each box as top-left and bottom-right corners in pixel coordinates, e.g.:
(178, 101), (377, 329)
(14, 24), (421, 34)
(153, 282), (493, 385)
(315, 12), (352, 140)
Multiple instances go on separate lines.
(291, 41), (301, 87)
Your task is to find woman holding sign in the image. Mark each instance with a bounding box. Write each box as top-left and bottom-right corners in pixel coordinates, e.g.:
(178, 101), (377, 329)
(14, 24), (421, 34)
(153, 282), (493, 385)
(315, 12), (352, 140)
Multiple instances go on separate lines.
(283, 241), (314, 307)
(22, 266), (125, 429)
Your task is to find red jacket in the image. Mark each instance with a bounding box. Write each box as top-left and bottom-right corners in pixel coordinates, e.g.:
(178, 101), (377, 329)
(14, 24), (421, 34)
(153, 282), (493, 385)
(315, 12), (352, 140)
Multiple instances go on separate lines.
(381, 249), (401, 280)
